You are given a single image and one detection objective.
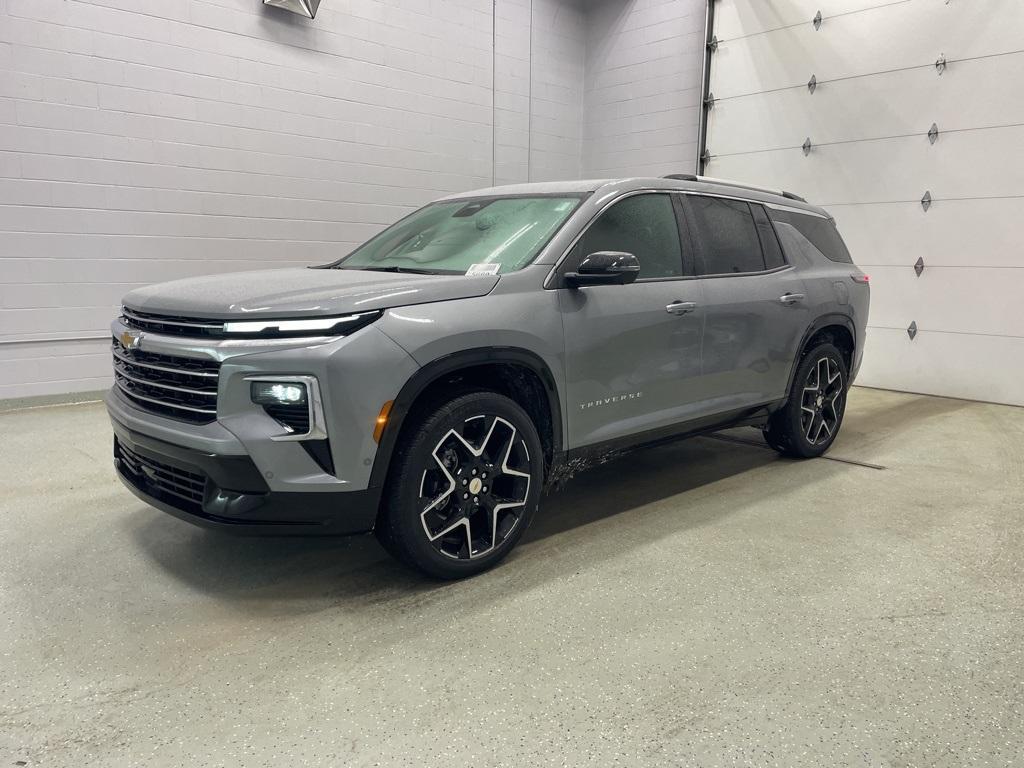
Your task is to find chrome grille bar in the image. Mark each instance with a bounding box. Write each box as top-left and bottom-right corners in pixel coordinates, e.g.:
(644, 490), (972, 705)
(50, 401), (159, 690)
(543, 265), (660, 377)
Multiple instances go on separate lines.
(111, 339), (220, 423)
(113, 365), (218, 398)
(111, 347), (218, 378)
(113, 380), (218, 417)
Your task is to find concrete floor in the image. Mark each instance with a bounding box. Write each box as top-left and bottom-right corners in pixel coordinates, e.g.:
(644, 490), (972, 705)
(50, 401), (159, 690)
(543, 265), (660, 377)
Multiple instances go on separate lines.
(1, 388), (1022, 767)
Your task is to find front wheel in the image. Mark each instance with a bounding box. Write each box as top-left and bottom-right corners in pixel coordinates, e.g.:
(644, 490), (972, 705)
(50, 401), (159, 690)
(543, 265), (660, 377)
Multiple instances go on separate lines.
(375, 391), (544, 579)
(764, 342), (848, 458)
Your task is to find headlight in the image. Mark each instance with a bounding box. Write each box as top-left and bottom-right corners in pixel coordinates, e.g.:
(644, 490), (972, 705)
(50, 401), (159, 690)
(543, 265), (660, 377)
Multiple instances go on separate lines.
(248, 376), (326, 439)
(224, 310), (381, 337)
(250, 381), (307, 406)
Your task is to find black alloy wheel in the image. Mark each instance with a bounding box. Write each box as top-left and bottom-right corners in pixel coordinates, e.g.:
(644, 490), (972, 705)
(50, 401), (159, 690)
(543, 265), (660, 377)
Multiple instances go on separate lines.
(764, 342), (848, 458)
(377, 391), (543, 578)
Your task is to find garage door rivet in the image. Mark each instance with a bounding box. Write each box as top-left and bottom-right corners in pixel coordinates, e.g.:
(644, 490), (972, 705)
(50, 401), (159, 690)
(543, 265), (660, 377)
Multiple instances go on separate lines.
(813, 10), (822, 30)
(907, 321), (918, 340)
(914, 257), (925, 277)
(927, 123), (939, 144)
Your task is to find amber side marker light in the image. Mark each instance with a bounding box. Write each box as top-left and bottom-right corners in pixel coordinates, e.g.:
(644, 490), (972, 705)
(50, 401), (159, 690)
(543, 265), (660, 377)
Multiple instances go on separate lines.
(373, 400), (394, 443)
(851, 274), (870, 284)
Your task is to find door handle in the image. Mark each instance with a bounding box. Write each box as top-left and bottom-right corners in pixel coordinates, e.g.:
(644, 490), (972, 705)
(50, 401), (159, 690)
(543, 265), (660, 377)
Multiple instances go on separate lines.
(665, 301), (697, 316)
(778, 293), (805, 306)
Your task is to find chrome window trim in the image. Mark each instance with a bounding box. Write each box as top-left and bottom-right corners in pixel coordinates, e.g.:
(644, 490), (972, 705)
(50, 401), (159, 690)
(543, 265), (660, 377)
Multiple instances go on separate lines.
(762, 201), (830, 219)
(245, 374), (328, 442)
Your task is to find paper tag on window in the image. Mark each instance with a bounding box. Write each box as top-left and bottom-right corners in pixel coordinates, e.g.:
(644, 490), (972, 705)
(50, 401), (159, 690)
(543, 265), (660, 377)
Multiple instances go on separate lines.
(466, 263), (501, 276)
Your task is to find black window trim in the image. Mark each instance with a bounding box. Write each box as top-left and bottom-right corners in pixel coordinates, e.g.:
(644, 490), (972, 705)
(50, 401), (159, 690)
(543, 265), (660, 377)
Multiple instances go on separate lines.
(750, 202), (789, 270)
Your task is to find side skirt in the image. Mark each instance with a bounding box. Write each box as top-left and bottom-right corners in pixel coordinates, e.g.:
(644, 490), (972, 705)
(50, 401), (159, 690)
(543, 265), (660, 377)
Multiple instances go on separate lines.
(547, 400), (783, 485)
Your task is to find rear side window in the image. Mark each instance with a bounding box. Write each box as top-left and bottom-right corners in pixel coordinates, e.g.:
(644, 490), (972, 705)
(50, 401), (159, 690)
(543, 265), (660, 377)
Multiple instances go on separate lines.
(686, 196), (765, 275)
(575, 193), (683, 279)
(767, 208), (852, 263)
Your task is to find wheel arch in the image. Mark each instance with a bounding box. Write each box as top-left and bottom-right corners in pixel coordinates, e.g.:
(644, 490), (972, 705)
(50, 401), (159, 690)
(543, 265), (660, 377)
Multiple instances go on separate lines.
(367, 347), (564, 493)
(785, 314), (857, 395)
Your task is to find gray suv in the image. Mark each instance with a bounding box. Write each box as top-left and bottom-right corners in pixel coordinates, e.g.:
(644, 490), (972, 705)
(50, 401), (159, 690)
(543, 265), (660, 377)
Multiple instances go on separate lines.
(107, 175), (869, 578)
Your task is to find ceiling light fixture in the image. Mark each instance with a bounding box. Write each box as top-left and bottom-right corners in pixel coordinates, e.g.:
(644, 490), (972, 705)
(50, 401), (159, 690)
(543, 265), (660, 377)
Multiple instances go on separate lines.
(263, 0), (321, 19)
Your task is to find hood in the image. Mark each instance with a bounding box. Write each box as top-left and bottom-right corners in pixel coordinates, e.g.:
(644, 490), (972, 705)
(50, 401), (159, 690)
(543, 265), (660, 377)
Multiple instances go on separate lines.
(122, 268), (500, 319)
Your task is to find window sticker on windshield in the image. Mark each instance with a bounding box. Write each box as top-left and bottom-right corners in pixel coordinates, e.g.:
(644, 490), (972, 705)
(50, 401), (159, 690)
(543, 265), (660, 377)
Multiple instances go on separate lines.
(466, 263), (501, 276)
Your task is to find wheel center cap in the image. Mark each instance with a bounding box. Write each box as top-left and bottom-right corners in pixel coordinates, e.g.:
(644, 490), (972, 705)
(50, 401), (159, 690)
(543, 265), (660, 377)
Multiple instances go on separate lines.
(469, 478), (483, 495)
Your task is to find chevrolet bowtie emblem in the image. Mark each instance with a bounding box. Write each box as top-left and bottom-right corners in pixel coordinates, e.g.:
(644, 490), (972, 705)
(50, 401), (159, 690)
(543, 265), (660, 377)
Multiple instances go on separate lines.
(120, 330), (142, 350)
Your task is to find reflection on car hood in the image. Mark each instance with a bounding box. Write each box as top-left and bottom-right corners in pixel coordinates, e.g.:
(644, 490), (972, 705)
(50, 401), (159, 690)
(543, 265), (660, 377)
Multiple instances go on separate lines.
(122, 268), (500, 318)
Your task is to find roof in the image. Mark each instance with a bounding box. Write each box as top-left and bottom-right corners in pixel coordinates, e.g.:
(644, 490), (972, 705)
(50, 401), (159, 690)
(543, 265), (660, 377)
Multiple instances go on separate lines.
(439, 176), (827, 216)
(435, 179), (612, 200)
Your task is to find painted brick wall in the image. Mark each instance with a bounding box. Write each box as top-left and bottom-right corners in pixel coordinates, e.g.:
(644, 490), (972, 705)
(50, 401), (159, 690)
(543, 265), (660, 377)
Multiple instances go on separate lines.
(582, 0), (705, 178)
(493, 0), (584, 185)
(0, 0), (704, 400)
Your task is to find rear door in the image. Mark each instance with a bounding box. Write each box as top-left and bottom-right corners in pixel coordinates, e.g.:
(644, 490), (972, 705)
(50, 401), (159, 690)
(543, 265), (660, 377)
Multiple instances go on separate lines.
(680, 194), (810, 410)
(558, 193), (706, 449)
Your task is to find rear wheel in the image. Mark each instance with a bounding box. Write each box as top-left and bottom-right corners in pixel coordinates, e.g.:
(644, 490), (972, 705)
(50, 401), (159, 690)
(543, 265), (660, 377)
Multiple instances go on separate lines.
(376, 391), (543, 579)
(764, 342), (848, 458)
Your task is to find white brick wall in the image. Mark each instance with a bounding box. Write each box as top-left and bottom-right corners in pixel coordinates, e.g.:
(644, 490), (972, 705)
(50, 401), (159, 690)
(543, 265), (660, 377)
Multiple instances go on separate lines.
(582, 0), (705, 178)
(0, 0), (705, 399)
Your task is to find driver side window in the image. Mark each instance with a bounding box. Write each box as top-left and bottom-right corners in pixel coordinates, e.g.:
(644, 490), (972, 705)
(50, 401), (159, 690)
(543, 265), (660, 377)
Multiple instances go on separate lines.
(575, 194), (684, 279)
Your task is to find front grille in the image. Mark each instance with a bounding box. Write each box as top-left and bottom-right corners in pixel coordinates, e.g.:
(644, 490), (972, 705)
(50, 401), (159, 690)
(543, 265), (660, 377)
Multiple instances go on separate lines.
(121, 307), (225, 338)
(112, 339), (220, 423)
(115, 439), (207, 512)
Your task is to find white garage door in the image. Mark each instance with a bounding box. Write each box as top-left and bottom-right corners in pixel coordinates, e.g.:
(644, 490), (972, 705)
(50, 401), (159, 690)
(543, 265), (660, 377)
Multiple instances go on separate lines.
(704, 0), (1024, 406)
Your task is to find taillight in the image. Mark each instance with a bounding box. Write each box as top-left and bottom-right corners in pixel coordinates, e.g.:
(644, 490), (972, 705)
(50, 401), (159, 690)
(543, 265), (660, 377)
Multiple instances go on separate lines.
(850, 274), (869, 284)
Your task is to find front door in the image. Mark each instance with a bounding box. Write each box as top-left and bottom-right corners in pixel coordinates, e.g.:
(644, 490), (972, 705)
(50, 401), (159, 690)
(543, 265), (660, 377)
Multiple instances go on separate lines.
(559, 193), (706, 449)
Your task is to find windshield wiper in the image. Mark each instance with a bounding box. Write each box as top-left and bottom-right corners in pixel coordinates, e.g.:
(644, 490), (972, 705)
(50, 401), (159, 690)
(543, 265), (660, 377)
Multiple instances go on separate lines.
(348, 266), (455, 275)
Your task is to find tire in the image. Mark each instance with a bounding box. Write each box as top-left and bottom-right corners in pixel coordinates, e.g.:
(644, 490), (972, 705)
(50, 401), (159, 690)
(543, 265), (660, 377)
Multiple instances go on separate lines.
(375, 391), (544, 579)
(764, 342), (849, 458)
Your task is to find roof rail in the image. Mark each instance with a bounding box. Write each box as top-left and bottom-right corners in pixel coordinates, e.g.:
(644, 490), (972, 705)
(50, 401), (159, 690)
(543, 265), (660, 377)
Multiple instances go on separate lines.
(661, 173), (807, 203)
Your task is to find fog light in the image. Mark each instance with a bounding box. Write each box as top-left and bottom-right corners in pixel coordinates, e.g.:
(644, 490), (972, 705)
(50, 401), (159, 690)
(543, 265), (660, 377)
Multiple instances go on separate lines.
(251, 381), (307, 406)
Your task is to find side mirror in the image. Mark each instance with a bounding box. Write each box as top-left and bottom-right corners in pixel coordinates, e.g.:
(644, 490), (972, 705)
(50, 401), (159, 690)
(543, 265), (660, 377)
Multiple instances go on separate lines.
(565, 251), (640, 288)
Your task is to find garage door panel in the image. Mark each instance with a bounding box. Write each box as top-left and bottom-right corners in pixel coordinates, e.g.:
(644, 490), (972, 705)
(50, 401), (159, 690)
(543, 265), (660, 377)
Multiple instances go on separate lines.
(710, 125), (1024, 204)
(714, 0), (895, 40)
(712, 0), (1020, 96)
(857, 327), (1024, 407)
(708, 52), (1024, 155)
(834, 198), (1024, 269)
(866, 266), (1024, 338)
(711, 0), (1024, 406)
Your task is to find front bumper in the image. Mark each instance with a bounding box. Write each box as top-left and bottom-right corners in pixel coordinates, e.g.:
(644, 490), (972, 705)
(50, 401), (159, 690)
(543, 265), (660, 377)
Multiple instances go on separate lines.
(112, 419), (380, 535)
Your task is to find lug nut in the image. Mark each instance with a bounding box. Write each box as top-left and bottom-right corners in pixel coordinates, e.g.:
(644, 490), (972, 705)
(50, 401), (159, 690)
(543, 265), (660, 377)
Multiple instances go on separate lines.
(482, 486), (488, 493)
(471, 468), (477, 476)
(463, 492), (469, 499)
(473, 496), (479, 504)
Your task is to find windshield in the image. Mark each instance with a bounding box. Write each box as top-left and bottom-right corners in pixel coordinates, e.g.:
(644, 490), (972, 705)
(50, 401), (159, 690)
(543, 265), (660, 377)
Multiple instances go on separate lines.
(332, 195), (584, 275)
